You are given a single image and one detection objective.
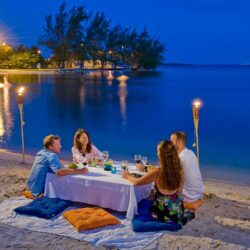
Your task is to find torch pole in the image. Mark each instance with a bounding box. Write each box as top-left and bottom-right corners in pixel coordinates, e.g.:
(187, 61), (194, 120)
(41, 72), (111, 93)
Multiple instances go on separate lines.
(193, 106), (200, 162)
(18, 93), (25, 163)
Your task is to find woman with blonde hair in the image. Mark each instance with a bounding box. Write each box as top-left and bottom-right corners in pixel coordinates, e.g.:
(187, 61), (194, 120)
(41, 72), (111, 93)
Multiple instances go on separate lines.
(72, 129), (103, 164)
(122, 140), (194, 224)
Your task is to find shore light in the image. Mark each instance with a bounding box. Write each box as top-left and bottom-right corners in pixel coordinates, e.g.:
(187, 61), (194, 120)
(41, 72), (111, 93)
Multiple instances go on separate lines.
(192, 99), (203, 162)
(18, 87), (26, 163)
(106, 70), (114, 80)
(117, 75), (129, 82)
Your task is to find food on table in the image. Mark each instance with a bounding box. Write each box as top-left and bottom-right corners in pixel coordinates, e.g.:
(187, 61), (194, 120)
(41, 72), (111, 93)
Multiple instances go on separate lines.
(68, 163), (78, 169)
(146, 164), (156, 172)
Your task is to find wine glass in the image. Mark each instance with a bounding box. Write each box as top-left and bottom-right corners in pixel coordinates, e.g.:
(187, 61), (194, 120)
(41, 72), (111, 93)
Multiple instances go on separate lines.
(142, 156), (148, 165)
(134, 154), (141, 164)
(103, 151), (109, 162)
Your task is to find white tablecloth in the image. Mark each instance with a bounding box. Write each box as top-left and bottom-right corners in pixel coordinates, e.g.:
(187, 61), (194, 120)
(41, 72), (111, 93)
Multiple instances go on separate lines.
(44, 167), (152, 219)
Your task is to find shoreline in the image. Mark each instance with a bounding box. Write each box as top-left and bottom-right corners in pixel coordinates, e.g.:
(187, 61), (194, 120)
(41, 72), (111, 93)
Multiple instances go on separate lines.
(0, 150), (249, 249)
(0, 67), (127, 75)
(0, 69), (57, 75)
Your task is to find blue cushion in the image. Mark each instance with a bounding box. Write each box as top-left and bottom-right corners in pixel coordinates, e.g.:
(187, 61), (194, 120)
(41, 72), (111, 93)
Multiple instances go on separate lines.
(137, 198), (154, 218)
(14, 197), (72, 219)
(132, 215), (182, 232)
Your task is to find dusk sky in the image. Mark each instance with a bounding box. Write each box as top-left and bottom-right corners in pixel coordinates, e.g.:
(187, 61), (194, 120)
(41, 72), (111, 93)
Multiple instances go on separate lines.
(0, 0), (250, 64)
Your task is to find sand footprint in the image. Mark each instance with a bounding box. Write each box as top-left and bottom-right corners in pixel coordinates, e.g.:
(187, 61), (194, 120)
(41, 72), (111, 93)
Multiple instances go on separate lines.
(214, 216), (250, 232)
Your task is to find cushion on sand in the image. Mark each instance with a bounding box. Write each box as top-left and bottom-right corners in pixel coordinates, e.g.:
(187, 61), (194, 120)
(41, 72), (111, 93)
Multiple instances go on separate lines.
(137, 197), (154, 218)
(14, 197), (72, 219)
(63, 207), (120, 231)
(132, 215), (182, 232)
(184, 199), (204, 210)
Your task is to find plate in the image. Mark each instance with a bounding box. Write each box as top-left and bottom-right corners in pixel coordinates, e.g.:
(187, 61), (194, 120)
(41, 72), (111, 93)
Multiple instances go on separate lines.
(129, 170), (146, 176)
(65, 163), (87, 169)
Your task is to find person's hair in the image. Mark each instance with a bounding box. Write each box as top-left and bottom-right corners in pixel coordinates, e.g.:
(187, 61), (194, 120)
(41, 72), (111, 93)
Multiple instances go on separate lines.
(73, 129), (92, 153)
(43, 135), (61, 149)
(171, 131), (187, 145)
(157, 140), (183, 190)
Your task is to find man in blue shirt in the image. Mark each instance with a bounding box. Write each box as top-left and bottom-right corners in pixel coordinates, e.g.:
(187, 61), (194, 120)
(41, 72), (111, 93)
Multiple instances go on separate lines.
(27, 135), (88, 197)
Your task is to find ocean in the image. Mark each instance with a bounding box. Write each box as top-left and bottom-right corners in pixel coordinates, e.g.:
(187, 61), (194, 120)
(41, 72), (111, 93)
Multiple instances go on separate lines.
(0, 65), (249, 184)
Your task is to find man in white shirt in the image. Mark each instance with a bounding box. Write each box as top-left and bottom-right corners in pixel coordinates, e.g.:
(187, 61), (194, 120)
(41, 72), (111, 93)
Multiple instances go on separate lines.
(170, 131), (205, 202)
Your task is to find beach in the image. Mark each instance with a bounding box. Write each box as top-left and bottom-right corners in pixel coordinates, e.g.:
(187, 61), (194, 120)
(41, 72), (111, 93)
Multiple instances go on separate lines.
(0, 150), (249, 250)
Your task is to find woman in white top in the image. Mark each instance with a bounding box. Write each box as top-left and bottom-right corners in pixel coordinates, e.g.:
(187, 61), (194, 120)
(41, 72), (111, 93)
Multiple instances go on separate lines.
(72, 129), (103, 165)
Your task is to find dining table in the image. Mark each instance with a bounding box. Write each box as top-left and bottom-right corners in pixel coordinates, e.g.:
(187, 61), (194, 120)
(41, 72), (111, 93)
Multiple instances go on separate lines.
(44, 165), (152, 219)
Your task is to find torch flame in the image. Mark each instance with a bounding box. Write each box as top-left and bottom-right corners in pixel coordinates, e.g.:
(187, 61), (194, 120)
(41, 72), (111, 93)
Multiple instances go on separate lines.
(18, 87), (24, 95)
(192, 99), (202, 109)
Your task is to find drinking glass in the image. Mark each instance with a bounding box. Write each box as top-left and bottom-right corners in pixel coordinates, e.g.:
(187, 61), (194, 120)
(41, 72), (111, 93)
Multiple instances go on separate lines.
(91, 157), (97, 167)
(108, 158), (113, 166)
(103, 151), (109, 162)
(121, 160), (128, 171)
(134, 154), (141, 164)
(142, 156), (148, 165)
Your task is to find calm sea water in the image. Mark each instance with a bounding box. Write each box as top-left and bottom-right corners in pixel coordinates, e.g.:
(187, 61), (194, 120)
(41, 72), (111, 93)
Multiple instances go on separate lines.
(0, 66), (249, 183)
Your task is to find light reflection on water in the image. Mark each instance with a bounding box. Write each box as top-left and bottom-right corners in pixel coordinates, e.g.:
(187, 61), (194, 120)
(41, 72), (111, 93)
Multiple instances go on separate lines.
(0, 76), (13, 142)
(118, 81), (128, 128)
(0, 66), (249, 182)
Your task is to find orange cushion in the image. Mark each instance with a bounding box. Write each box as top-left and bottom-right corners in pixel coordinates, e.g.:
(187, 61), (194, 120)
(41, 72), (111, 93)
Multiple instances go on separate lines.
(184, 199), (204, 210)
(63, 207), (120, 231)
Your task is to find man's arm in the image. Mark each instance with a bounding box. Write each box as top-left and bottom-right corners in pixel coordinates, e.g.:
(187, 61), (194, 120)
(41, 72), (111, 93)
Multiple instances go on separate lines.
(56, 167), (89, 176)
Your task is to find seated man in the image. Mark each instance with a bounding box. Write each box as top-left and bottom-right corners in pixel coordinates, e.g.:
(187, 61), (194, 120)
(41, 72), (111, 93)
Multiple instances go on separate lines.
(26, 134), (88, 198)
(170, 131), (204, 203)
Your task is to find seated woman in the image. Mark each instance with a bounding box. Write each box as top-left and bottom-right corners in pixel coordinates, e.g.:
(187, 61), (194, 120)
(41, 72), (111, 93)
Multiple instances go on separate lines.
(72, 129), (103, 165)
(122, 140), (194, 225)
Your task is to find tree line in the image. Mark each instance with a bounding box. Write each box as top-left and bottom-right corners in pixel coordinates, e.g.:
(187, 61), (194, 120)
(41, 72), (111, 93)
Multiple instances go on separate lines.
(0, 44), (44, 69)
(0, 2), (165, 70)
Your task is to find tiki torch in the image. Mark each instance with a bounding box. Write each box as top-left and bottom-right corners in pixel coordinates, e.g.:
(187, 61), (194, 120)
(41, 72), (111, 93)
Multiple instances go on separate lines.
(192, 99), (202, 162)
(18, 87), (25, 163)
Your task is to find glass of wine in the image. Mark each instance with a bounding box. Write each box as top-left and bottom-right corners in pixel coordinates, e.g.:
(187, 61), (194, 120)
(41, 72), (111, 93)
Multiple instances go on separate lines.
(142, 156), (148, 165)
(103, 151), (109, 162)
(142, 156), (148, 172)
(134, 154), (141, 164)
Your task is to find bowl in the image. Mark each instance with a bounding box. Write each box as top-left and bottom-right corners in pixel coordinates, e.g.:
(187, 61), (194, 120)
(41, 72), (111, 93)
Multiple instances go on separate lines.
(104, 164), (112, 171)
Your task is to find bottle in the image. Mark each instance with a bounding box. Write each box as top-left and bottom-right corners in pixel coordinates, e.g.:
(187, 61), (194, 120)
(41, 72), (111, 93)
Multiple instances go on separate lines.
(111, 166), (116, 174)
(91, 157), (97, 167)
(121, 160), (128, 171)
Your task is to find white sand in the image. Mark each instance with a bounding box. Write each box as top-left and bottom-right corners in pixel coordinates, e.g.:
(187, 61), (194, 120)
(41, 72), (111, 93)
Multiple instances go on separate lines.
(0, 150), (249, 250)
